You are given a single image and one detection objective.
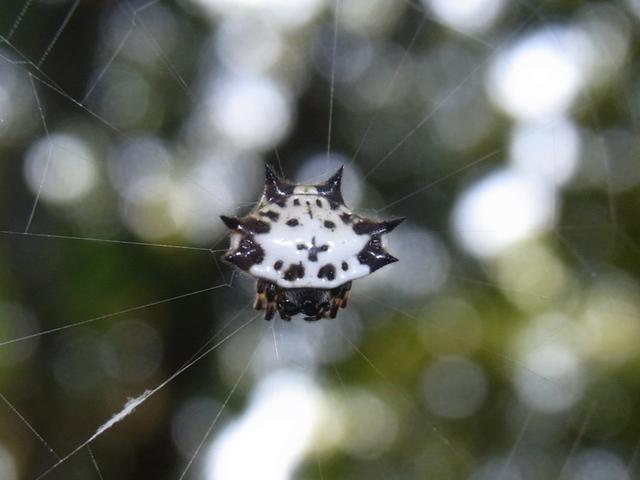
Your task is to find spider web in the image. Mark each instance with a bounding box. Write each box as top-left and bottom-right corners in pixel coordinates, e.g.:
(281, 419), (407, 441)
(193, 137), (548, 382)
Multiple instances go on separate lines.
(0, 0), (639, 479)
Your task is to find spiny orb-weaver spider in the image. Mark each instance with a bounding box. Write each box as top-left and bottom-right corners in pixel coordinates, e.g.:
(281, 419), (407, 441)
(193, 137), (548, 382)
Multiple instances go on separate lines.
(221, 165), (403, 321)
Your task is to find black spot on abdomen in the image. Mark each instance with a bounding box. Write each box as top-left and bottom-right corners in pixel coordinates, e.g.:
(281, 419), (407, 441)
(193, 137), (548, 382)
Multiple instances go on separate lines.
(318, 264), (336, 281)
(316, 199), (323, 207)
(274, 260), (283, 270)
(225, 237), (264, 271)
(341, 261), (348, 271)
(324, 220), (335, 229)
(243, 217), (271, 234)
(286, 218), (299, 227)
(259, 210), (279, 222)
(283, 262), (305, 281)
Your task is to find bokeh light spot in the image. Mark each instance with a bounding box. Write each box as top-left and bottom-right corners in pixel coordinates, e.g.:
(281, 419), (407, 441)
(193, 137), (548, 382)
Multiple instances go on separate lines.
(205, 371), (324, 480)
(452, 168), (555, 258)
(487, 28), (584, 120)
(207, 75), (292, 151)
(24, 133), (98, 205)
(509, 116), (581, 187)
(425, 0), (505, 34)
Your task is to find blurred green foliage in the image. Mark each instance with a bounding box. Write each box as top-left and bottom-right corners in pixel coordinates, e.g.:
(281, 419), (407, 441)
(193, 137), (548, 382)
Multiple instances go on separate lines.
(0, 1), (640, 479)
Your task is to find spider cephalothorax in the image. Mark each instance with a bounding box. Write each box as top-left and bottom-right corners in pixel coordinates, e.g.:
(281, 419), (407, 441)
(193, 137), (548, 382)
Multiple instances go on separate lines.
(221, 165), (403, 321)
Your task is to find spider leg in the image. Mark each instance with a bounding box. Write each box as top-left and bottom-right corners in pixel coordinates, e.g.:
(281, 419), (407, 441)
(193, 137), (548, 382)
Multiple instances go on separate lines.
(265, 304), (276, 321)
(265, 281), (279, 321)
(328, 299), (340, 319)
(327, 282), (352, 318)
(339, 281), (352, 309)
(254, 279), (268, 311)
(276, 296), (292, 321)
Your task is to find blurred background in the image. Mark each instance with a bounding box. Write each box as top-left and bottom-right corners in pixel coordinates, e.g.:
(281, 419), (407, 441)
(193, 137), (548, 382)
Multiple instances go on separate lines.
(1, 0), (640, 478)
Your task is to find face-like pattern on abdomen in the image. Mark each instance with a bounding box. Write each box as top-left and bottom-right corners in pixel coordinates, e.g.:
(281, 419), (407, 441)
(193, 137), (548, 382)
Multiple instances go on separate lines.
(221, 166), (403, 292)
(248, 194), (371, 289)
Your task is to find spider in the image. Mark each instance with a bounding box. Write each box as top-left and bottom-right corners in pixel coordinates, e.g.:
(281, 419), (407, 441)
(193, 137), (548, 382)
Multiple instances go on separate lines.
(221, 165), (403, 321)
